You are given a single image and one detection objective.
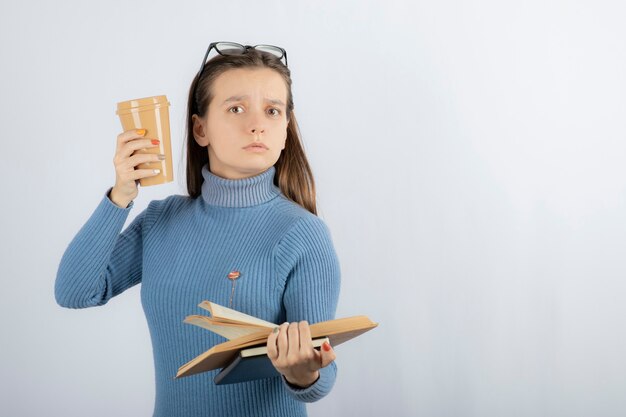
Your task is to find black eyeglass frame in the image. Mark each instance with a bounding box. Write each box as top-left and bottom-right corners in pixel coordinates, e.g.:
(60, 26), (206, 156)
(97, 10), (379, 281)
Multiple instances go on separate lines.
(196, 41), (288, 81)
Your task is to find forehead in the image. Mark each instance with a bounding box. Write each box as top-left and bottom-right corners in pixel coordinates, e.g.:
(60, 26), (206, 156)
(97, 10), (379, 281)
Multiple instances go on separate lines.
(211, 68), (287, 102)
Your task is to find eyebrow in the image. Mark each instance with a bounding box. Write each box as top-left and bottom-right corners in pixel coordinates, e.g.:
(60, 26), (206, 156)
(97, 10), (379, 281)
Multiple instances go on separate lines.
(221, 95), (286, 107)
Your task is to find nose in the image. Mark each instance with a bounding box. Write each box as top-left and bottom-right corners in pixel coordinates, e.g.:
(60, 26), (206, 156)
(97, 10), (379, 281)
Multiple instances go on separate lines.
(248, 110), (266, 138)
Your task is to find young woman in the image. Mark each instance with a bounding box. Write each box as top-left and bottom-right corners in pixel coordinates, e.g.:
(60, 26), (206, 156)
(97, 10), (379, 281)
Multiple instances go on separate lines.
(55, 42), (341, 417)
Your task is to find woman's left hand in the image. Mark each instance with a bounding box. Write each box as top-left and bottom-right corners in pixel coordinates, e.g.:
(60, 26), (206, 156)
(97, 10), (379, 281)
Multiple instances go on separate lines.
(266, 321), (336, 388)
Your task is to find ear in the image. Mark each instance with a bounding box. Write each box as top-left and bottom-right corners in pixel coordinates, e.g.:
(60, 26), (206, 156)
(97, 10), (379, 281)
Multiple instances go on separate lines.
(192, 114), (209, 147)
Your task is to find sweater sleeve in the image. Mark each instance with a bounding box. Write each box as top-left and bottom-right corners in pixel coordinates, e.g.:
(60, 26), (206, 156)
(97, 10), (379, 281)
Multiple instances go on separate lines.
(54, 188), (158, 309)
(274, 215), (342, 403)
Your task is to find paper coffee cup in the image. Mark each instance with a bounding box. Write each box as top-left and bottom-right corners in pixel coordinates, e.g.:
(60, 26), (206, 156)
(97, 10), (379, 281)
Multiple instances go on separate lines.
(116, 95), (173, 187)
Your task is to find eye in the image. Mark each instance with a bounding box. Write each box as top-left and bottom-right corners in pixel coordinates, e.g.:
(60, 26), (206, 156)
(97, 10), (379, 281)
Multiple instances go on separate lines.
(229, 106), (244, 114)
(268, 108), (281, 117)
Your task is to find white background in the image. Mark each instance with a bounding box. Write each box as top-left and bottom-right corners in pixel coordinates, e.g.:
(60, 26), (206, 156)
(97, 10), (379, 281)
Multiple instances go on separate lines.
(1, 0), (625, 416)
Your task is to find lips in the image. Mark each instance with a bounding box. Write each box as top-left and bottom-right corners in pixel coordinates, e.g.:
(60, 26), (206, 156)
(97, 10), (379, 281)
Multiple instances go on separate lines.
(243, 143), (269, 150)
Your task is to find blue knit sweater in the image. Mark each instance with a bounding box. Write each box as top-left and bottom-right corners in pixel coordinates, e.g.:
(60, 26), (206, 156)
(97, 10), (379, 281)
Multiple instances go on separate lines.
(55, 165), (341, 417)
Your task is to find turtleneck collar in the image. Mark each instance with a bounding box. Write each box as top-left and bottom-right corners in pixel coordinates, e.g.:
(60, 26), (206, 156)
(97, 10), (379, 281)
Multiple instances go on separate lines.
(200, 165), (281, 207)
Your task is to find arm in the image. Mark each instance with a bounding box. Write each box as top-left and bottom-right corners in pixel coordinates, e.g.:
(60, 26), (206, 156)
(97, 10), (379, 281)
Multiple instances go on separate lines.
(272, 216), (342, 403)
(54, 188), (151, 308)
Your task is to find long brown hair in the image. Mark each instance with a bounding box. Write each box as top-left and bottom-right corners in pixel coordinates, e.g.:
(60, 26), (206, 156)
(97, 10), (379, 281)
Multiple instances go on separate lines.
(185, 49), (317, 215)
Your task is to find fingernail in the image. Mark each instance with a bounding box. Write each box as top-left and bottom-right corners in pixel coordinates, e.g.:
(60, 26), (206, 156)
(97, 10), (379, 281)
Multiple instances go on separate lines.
(153, 169), (161, 174)
(322, 342), (331, 352)
(137, 128), (146, 136)
(151, 139), (160, 145)
(158, 154), (166, 160)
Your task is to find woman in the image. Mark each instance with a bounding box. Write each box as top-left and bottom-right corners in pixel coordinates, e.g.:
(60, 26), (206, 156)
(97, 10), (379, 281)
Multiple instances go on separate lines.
(55, 42), (341, 417)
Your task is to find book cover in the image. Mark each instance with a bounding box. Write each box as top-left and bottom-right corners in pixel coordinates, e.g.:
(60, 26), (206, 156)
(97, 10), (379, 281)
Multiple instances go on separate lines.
(214, 337), (329, 385)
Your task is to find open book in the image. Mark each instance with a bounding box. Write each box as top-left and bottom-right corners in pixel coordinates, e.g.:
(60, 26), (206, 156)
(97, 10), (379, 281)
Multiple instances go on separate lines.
(176, 301), (378, 383)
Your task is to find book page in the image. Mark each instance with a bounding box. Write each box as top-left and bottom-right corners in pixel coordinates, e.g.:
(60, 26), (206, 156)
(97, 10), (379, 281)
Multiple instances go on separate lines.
(184, 316), (270, 340)
(199, 301), (277, 328)
(241, 337), (330, 358)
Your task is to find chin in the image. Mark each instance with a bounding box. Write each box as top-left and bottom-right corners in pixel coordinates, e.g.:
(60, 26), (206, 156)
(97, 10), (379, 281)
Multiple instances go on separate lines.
(240, 158), (279, 173)
(238, 164), (273, 176)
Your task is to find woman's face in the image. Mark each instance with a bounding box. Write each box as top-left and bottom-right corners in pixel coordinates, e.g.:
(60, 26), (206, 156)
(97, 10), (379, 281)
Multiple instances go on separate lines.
(192, 67), (289, 179)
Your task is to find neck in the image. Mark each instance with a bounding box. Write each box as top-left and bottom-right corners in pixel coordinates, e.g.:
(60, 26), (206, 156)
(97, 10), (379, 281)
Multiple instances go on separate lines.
(200, 165), (281, 207)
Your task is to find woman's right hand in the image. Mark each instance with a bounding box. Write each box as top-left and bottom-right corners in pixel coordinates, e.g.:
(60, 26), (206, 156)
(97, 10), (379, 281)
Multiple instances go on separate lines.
(109, 129), (164, 208)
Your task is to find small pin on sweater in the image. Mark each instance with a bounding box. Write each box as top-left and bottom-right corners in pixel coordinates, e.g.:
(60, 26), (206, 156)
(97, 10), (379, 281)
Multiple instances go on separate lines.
(227, 270), (241, 308)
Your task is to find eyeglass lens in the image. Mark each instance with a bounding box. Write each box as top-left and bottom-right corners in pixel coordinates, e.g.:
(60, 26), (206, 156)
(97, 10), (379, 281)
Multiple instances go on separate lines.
(215, 42), (284, 59)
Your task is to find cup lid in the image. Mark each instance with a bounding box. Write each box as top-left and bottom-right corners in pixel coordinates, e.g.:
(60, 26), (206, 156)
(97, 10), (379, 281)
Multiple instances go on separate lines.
(116, 95), (170, 114)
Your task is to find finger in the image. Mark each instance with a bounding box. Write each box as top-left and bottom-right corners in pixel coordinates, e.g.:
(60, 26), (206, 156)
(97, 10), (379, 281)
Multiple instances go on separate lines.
(319, 341), (336, 368)
(298, 321), (317, 371)
(127, 152), (165, 168)
(126, 168), (161, 181)
(117, 129), (148, 146)
(266, 327), (279, 360)
(276, 322), (290, 359)
(121, 138), (161, 159)
(298, 321), (313, 352)
(114, 140), (160, 167)
(114, 153), (161, 178)
(287, 322), (300, 361)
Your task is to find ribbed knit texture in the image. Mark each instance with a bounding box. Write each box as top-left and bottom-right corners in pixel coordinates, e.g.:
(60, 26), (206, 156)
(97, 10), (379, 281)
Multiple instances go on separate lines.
(55, 165), (341, 417)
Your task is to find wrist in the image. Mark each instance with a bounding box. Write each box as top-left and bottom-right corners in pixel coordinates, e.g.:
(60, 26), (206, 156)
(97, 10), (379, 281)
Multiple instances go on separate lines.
(285, 370), (320, 388)
(109, 188), (131, 209)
